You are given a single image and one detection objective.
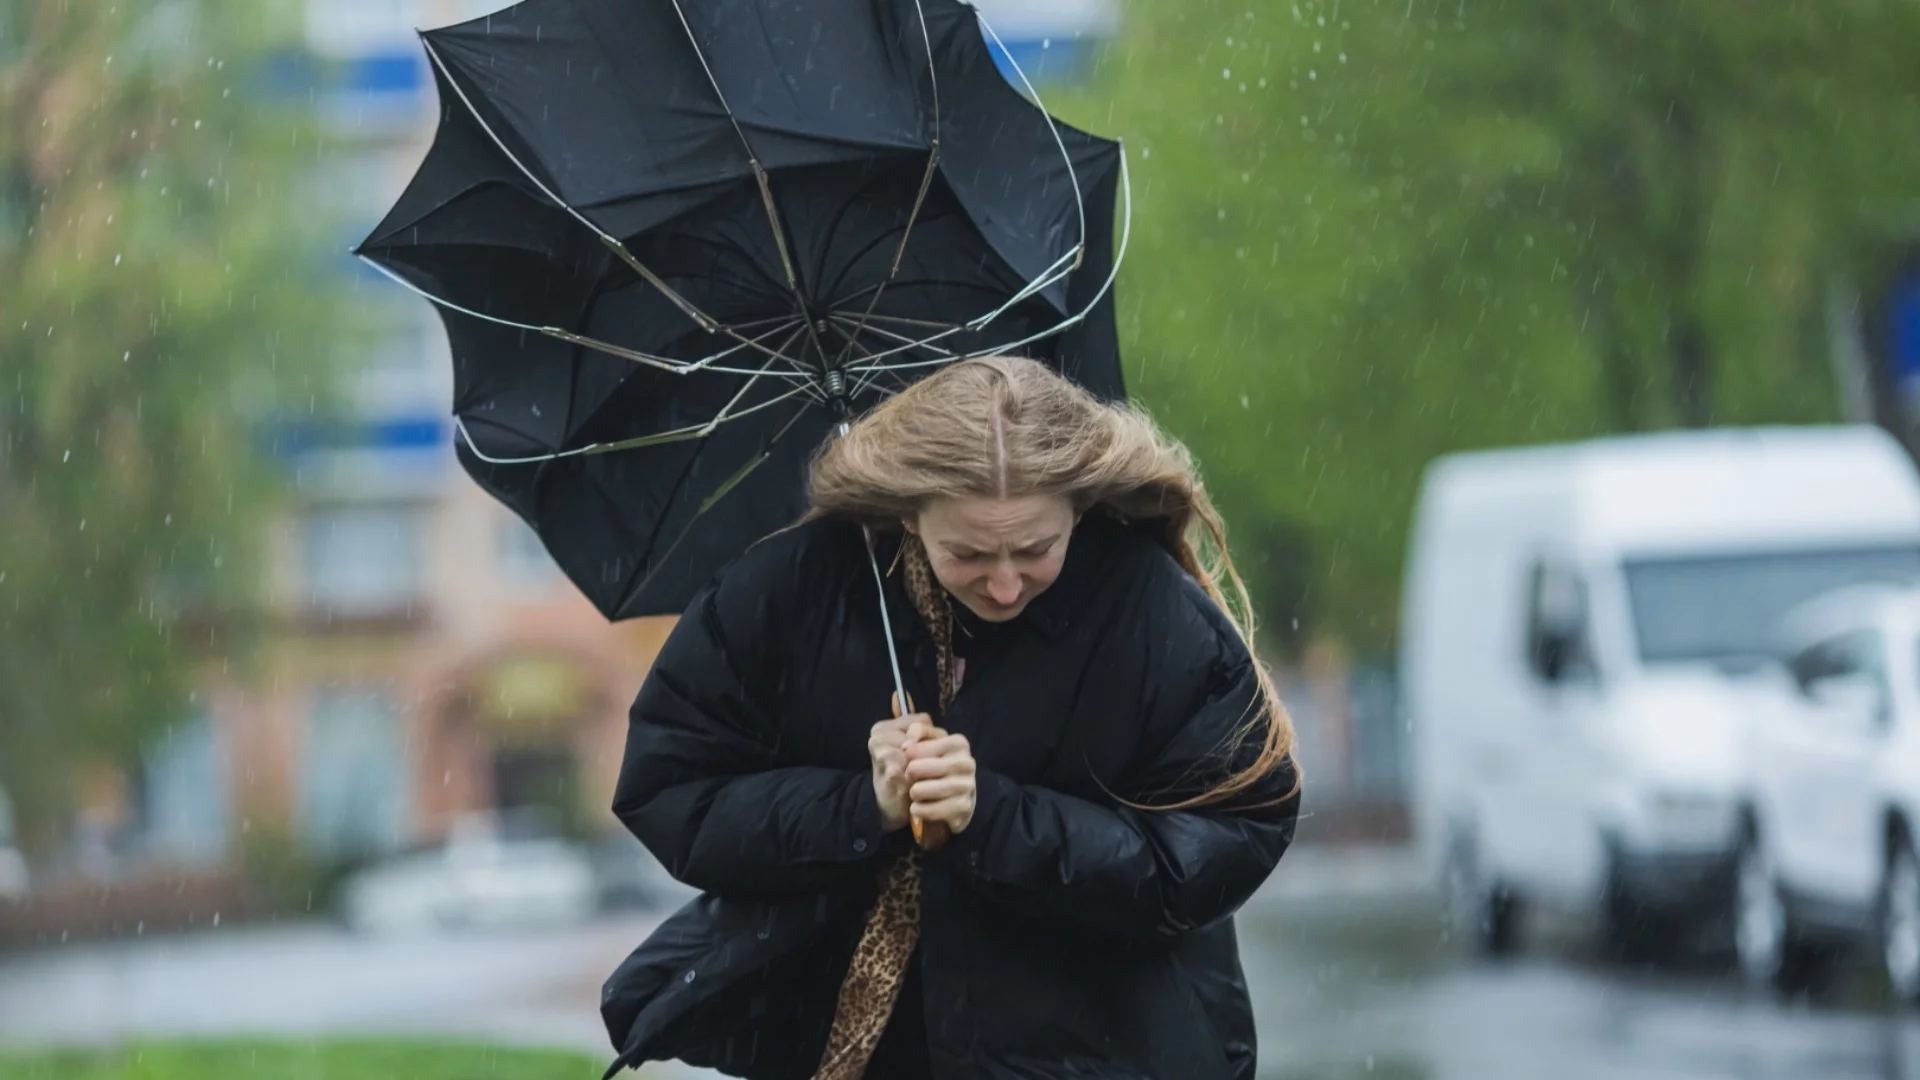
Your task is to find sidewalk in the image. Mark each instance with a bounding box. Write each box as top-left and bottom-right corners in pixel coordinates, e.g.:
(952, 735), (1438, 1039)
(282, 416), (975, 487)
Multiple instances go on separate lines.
(0, 845), (1423, 1079)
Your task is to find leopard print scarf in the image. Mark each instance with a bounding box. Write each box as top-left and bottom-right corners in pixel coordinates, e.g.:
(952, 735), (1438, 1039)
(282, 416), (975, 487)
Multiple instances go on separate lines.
(810, 532), (954, 1080)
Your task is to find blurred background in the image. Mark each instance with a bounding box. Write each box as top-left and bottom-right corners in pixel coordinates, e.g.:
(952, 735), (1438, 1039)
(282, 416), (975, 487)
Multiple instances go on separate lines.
(10, 0), (1920, 1078)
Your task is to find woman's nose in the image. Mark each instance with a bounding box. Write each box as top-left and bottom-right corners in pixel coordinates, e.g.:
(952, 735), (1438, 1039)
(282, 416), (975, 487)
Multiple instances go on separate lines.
(985, 566), (1022, 604)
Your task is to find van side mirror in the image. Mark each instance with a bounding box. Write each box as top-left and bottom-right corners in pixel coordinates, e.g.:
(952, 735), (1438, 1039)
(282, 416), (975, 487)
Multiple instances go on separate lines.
(1805, 672), (1890, 728)
(1530, 621), (1588, 683)
(1527, 560), (1592, 684)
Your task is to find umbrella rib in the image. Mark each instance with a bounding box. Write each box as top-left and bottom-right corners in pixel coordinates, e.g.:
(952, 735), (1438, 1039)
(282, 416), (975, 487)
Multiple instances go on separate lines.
(830, 149), (942, 369)
(826, 10), (1104, 368)
(970, 8), (1089, 282)
(829, 314), (957, 354)
(587, 342), (823, 455)
(660, 0), (836, 371)
(839, 149), (1132, 375)
(847, 162), (1128, 376)
(457, 329), (818, 467)
(418, 36), (802, 371)
(548, 318), (810, 379)
(356, 255), (811, 380)
(616, 397), (815, 614)
(831, 310), (965, 332)
(829, 314), (958, 396)
(830, 320), (925, 401)
(454, 378), (816, 465)
(737, 320), (820, 385)
(831, 0), (946, 368)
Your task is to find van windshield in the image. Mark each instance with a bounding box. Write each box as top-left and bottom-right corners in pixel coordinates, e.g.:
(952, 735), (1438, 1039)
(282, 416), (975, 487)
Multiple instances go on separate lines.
(1624, 546), (1920, 664)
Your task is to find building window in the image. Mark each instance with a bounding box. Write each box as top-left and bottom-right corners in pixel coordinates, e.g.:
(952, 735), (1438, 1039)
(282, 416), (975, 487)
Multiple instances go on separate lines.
(302, 503), (424, 615)
(142, 713), (231, 866)
(300, 689), (409, 858)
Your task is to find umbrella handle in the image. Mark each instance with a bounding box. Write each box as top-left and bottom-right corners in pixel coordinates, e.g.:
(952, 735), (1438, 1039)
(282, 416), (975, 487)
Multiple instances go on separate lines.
(891, 691), (951, 852)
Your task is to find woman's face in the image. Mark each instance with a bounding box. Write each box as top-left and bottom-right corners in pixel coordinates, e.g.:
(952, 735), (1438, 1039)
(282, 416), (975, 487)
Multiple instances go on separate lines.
(911, 495), (1076, 622)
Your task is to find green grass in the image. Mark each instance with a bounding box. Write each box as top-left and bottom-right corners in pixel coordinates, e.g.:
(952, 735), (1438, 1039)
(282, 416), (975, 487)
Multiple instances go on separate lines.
(0, 1041), (608, 1080)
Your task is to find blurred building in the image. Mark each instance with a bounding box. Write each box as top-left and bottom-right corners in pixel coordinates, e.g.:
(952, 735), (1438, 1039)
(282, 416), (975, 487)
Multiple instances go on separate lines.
(132, 0), (664, 877)
(124, 0), (1125, 878)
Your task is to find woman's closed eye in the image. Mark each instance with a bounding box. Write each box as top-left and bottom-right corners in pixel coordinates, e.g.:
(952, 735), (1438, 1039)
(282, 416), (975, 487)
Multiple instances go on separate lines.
(941, 535), (1058, 563)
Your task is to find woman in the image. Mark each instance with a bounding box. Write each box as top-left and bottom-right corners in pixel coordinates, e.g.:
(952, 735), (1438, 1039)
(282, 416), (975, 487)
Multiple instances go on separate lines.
(601, 356), (1301, 1080)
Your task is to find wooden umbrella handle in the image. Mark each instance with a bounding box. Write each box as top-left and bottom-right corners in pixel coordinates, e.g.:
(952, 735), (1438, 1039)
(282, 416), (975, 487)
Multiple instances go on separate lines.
(892, 692), (951, 852)
(913, 810), (951, 852)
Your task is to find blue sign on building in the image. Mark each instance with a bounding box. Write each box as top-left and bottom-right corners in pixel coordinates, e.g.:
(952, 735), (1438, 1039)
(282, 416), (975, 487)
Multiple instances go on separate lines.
(1890, 267), (1920, 398)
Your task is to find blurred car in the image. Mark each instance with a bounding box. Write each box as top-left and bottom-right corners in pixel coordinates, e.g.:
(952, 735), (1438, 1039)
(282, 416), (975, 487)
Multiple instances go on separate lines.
(1736, 585), (1920, 1000)
(0, 785), (26, 902)
(1403, 425), (1920, 960)
(587, 830), (693, 911)
(338, 809), (597, 934)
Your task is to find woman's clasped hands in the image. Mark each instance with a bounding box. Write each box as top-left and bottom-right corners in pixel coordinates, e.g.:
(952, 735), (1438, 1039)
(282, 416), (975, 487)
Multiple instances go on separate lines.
(868, 710), (977, 837)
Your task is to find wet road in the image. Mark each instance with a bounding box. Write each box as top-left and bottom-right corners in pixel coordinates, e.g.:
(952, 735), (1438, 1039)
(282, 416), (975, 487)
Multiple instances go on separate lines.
(1240, 879), (1920, 1080)
(5, 849), (1920, 1079)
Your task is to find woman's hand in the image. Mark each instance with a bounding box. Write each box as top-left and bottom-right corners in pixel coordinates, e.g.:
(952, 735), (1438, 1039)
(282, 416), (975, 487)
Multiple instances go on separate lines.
(905, 730), (977, 835)
(868, 716), (926, 832)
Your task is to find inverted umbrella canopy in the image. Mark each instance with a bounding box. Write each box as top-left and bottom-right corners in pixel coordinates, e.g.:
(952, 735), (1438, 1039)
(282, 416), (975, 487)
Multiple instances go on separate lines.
(355, 0), (1128, 620)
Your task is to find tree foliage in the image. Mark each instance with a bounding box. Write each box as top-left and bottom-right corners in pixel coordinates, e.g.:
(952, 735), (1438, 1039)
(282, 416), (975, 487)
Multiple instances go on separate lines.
(1056, 0), (1920, 652)
(0, 0), (344, 847)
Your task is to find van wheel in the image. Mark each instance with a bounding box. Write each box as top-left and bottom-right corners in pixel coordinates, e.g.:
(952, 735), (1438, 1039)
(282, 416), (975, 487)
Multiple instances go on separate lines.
(1601, 863), (1678, 968)
(1735, 832), (1837, 999)
(1881, 840), (1920, 1004)
(1447, 835), (1521, 958)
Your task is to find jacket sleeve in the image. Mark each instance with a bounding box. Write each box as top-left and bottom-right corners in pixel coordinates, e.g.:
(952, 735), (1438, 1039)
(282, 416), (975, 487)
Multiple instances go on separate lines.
(946, 634), (1300, 943)
(611, 559), (900, 897)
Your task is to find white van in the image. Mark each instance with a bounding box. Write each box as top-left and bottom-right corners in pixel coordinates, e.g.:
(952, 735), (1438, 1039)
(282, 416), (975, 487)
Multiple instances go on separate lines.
(1401, 425), (1920, 959)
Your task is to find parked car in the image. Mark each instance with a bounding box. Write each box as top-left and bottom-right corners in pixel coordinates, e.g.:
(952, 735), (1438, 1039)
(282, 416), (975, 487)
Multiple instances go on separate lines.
(587, 830), (691, 911)
(1736, 585), (1920, 999)
(0, 786), (26, 902)
(338, 810), (597, 934)
(1402, 424), (1920, 960)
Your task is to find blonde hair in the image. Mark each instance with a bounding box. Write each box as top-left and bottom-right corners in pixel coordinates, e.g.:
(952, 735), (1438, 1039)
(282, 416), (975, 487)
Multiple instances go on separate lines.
(808, 355), (1297, 810)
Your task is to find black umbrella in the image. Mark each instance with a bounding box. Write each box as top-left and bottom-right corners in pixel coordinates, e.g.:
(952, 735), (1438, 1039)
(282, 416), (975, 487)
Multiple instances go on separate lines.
(354, 0), (1129, 620)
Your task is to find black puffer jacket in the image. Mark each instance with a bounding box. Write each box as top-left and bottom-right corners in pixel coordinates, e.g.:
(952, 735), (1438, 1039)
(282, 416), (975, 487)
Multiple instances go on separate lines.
(602, 512), (1300, 1080)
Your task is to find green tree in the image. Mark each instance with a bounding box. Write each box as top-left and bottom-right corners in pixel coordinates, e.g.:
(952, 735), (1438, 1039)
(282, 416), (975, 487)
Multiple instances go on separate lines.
(0, 1), (344, 849)
(1057, 0), (1920, 652)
